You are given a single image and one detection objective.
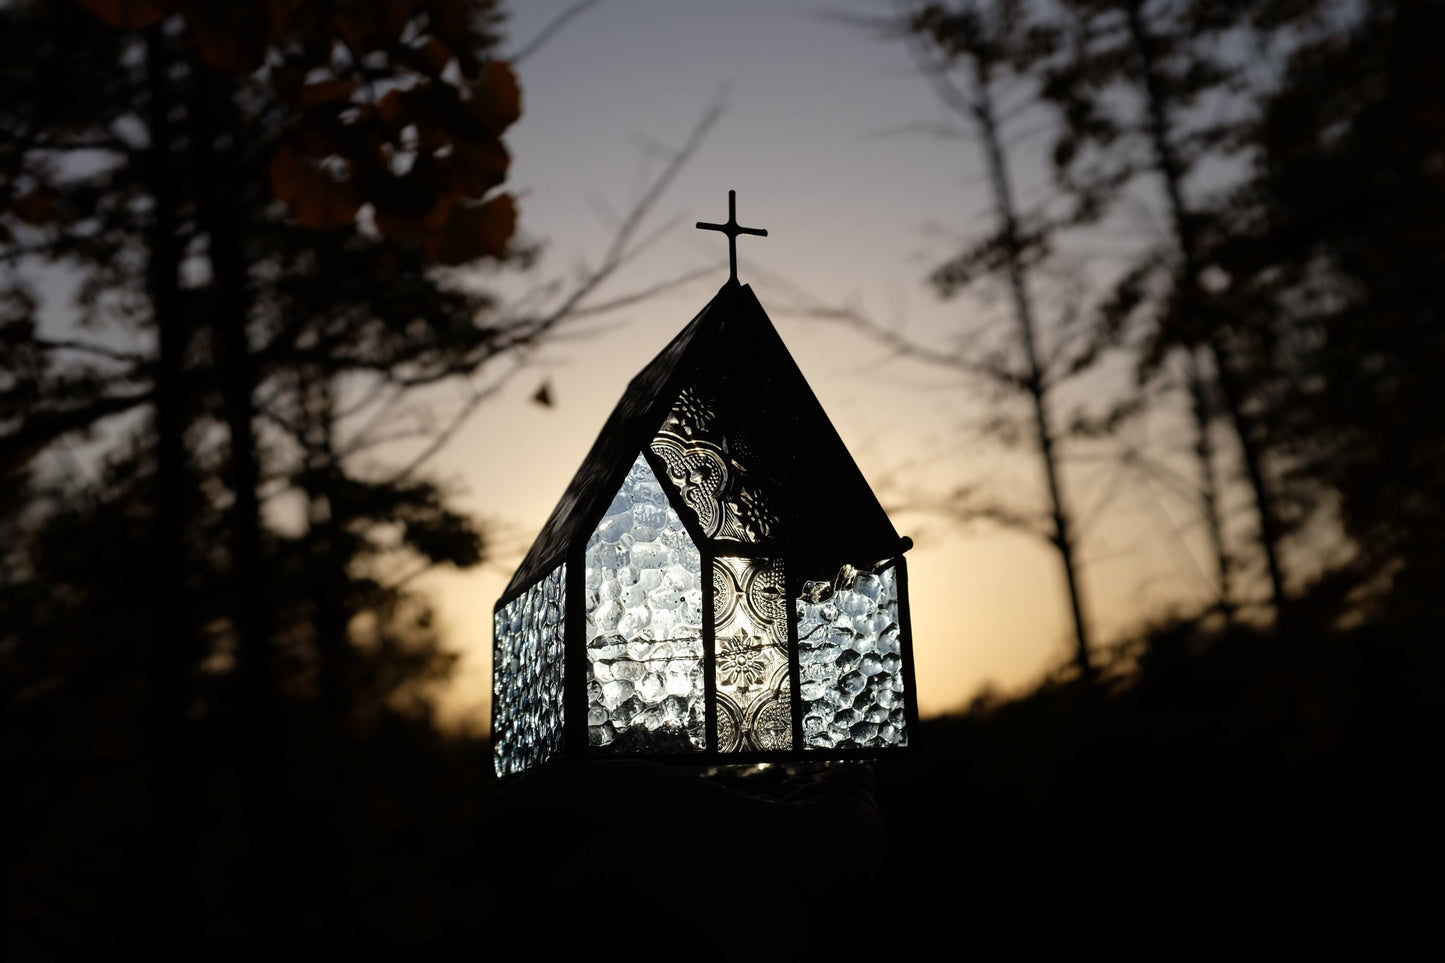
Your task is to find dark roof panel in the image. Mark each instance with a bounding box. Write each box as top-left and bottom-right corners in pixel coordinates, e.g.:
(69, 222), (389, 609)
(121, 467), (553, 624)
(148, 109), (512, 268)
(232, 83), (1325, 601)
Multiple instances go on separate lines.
(501, 282), (901, 603)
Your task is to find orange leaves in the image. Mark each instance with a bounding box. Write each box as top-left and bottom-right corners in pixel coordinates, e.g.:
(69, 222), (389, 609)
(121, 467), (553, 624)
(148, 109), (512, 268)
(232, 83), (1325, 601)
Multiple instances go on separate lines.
(466, 61), (521, 136)
(73, 0), (168, 29)
(269, 147), (359, 230)
(268, 146), (309, 204)
(76, 1), (286, 71)
(76, 1), (313, 71)
(426, 0), (471, 47)
(423, 193), (516, 265)
(446, 138), (509, 198)
(378, 86), (439, 134)
(370, 158), (454, 240)
(408, 37), (453, 78)
(184, 4), (274, 72)
(12, 187), (59, 226)
(354, 66), (520, 258)
(77, 0), (521, 264)
(335, 0), (412, 54)
(275, 62), (521, 260)
(300, 80), (360, 109)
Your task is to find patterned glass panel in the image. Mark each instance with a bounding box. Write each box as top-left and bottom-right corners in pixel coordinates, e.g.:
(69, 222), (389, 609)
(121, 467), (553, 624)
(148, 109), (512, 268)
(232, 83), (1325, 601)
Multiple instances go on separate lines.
(493, 563), (567, 776)
(713, 556), (793, 752)
(796, 562), (908, 750)
(650, 385), (781, 543)
(585, 452), (706, 753)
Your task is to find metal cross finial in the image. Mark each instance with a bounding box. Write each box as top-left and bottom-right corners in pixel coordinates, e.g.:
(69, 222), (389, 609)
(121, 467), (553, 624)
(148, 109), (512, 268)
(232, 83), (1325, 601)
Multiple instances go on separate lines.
(696, 190), (767, 285)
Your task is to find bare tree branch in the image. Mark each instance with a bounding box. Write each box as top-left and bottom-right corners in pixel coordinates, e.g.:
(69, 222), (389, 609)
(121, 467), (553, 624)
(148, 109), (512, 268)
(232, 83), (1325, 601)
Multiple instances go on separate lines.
(755, 263), (1026, 388)
(511, 0), (609, 65)
(371, 96), (725, 482)
(382, 359), (522, 485)
(32, 337), (147, 363)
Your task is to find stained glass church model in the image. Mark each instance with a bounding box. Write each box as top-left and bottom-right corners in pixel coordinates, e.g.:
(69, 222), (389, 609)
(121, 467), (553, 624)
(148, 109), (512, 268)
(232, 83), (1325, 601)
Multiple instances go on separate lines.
(492, 193), (918, 775)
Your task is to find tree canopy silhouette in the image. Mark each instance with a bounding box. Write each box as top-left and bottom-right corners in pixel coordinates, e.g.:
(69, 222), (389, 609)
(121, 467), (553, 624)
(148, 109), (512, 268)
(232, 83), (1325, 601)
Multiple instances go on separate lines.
(1, 0), (715, 951)
(1205, 0), (1445, 621)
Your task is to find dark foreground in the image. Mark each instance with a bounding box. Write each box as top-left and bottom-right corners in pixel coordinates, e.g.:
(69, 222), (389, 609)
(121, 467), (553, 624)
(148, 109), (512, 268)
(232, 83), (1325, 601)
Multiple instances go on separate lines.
(8, 611), (1437, 957)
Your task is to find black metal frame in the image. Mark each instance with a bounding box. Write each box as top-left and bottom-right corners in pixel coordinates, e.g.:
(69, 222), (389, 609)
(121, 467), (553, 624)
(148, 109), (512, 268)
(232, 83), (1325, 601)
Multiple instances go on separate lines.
(564, 544), (586, 761)
(492, 551), (920, 771)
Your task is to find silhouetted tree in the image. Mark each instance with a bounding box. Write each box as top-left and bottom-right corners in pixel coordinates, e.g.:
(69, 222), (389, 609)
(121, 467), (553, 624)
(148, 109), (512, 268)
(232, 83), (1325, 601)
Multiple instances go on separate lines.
(2, 0), (713, 948)
(1044, 0), (1293, 619)
(1207, 0), (1445, 620)
(838, 0), (1100, 679)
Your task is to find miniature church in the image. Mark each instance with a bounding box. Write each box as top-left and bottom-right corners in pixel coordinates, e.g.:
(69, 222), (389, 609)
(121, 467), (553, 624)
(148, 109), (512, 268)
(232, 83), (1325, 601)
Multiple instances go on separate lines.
(492, 193), (917, 775)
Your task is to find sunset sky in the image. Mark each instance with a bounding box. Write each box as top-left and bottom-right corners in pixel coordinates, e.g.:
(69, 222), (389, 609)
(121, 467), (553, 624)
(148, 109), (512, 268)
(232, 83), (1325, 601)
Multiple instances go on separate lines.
(8, 4), (1420, 954)
(413, 0), (1253, 729)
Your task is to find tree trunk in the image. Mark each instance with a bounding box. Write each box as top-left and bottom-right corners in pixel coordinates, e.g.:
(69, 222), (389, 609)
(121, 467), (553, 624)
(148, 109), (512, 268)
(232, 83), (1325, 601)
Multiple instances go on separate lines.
(303, 373), (353, 718)
(974, 65), (1093, 680)
(1125, 1), (1288, 616)
(143, 22), (195, 943)
(1186, 349), (1234, 624)
(190, 65), (284, 940)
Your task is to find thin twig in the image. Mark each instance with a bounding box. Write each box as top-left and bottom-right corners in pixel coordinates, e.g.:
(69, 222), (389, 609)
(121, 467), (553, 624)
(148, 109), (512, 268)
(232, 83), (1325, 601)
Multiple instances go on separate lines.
(377, 96), (724, 480)
(32, 337), (147, 363)
(383, 359), (523, 484)
(511, 0), (608, 65)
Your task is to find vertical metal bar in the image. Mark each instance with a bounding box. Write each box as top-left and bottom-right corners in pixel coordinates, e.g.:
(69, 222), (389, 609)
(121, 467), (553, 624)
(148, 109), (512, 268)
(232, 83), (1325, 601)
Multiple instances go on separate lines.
(702, 548), (718, 755)
(489, 601), (502, 775)
(565, 546), (588, 761)
(895, 556), (922, 748)
(786, 559), (805, 753)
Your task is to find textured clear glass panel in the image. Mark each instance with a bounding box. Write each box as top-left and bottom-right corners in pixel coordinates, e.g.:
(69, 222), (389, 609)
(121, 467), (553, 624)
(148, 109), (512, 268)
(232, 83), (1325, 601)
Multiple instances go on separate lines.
(713, 556), (793, 752)
(492, 563), (567, 776)
(585, 452), (706, 753)
(650, 385), (781, 542)
(796, 562), (908, 750)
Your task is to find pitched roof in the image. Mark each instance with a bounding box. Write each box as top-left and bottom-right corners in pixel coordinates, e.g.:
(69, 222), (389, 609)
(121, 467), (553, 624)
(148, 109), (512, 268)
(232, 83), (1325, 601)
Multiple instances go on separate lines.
(500, 281), (902, 603)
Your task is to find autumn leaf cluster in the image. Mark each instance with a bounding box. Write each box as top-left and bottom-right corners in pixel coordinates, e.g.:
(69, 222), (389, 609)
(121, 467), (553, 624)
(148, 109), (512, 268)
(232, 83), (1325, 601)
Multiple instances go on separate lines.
(73, 0), (520, 263)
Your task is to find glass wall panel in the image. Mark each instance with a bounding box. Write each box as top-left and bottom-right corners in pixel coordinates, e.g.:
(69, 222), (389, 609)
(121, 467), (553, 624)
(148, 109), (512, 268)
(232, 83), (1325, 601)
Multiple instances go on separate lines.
(585, 452), (706, 752)
(492, 563), (567, 776)
(712, 556), (793, 752)
(650, 386), (781, 543)
(796, 562), (908, 750)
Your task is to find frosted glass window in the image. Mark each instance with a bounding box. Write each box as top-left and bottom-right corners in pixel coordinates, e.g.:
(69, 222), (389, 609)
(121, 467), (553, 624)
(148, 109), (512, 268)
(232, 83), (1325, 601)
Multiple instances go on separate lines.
(796, 562), (908, 750)
(584, 452), (706, 752)
(650, 385), (780, 543)
(713, 556), (793, 751)
(492, 563), (567, 776)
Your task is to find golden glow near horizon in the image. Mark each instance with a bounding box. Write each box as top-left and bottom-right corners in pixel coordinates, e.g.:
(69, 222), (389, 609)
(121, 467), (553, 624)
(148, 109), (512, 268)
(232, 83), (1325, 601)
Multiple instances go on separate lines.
(409, 2), (1243, 731)
(419, 286), (1223, 732)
